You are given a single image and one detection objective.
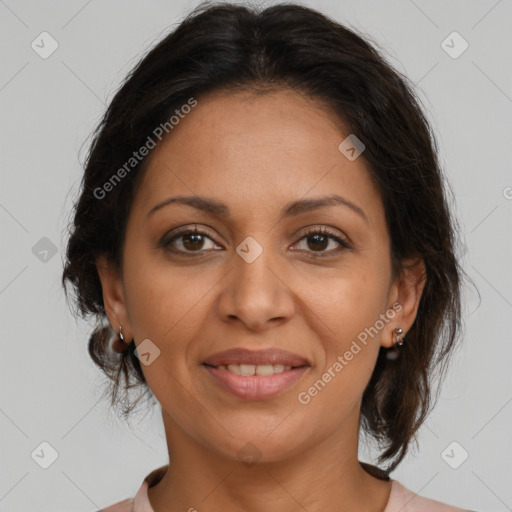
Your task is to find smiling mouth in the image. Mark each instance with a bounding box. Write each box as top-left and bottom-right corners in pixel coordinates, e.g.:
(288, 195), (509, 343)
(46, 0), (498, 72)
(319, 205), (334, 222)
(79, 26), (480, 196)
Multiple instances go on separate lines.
(202, 362), (310, 400)
(203, 363), (307, 376)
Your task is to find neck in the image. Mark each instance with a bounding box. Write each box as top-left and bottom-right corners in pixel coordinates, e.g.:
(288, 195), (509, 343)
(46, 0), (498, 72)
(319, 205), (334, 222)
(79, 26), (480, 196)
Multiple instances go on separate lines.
(147, 407), (391, 512)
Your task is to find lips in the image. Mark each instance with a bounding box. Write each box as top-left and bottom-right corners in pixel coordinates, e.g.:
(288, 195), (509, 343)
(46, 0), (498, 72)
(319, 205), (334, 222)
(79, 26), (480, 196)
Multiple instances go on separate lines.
(202, 348), (310, 400)
(202, 348), (310, 368)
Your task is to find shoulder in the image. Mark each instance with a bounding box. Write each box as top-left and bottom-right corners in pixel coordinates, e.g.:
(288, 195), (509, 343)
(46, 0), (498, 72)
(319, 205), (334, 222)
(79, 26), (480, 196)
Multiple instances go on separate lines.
(97, 497), (134, 512)
(96, 465), (167, 512)
(386, 480), (477, 512)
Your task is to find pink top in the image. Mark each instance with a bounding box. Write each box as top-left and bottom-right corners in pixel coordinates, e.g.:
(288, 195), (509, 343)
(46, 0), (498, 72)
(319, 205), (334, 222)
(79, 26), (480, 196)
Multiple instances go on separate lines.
(98, 464), (475, 512)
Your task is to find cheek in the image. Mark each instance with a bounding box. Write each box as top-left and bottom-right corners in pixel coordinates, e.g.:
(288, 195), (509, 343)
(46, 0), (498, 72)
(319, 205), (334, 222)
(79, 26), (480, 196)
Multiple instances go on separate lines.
(300, 262), (388, 346)
(121, 257), (212, 409)
(295, 263), (387, 397)
(295, 283), (383, 422)
(122, 251), (224, 390)
(123, 245), (204, 338)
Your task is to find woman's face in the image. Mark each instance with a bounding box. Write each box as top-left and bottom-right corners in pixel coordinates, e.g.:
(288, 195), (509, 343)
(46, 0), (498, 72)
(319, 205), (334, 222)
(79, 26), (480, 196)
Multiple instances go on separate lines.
(98, 88), (424, 463)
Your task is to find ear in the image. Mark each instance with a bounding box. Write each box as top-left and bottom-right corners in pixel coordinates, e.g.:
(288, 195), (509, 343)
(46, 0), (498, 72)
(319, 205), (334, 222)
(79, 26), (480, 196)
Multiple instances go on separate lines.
(381, 256), (427, 348)
(96, 254), (133, 342)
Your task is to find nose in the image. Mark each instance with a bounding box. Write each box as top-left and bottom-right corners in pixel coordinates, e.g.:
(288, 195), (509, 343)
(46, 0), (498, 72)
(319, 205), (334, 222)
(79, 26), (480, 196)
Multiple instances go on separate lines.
(216, 236), (296, 332)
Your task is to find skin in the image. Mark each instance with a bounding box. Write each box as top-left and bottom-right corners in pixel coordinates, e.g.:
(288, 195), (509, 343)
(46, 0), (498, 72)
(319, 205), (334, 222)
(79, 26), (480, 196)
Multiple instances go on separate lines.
(97, 88), (426, 512)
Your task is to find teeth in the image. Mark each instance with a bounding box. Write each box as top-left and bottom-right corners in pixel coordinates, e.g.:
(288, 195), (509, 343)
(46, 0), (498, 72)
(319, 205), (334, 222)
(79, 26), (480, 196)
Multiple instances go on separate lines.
(240, 364), (256, 376)
(226, 364), (239, 374)
(217, 363), (294, 376)
(256, 364), (274, 376)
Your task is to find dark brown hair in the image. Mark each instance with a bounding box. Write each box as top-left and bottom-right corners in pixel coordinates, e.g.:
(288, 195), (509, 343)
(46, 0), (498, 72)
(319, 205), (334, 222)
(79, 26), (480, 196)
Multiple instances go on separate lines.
(62, 1), (469, 473)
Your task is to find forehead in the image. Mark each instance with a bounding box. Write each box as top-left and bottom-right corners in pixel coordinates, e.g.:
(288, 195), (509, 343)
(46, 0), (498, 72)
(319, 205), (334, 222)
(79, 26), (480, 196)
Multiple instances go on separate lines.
(132, 88), (383, 227)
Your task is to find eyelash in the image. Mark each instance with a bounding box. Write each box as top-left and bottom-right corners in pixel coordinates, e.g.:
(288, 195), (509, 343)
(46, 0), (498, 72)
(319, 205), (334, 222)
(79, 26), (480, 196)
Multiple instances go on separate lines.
(160, 225), (352, 258)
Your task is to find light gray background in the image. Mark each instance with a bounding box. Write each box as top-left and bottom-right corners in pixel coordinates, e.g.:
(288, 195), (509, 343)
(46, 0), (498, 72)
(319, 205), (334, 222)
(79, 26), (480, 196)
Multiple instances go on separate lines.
(1, 1), (511, 511)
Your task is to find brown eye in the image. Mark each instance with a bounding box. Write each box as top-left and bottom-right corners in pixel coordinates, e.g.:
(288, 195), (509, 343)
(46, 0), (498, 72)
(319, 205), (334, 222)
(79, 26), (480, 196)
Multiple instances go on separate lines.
(306, 233), (330, 251)
(161, 226), (221, 255)
(293, 227), (351, 256)
(181, 232), (207, 251)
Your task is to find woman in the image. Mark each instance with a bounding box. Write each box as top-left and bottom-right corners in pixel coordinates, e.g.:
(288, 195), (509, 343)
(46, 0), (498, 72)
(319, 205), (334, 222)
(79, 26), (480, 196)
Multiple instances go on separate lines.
(61, 2), (476, 511)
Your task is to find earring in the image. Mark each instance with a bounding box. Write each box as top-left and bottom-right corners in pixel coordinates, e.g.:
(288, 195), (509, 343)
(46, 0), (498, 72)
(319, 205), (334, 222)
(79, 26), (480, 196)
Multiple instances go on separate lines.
(394, 327), (404, 347)
(112, 324), (129, 353)
(385, 327), (405, 360)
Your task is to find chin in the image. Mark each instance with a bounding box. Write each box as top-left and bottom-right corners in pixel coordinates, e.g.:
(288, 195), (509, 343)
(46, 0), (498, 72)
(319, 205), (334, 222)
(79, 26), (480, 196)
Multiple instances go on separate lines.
(216, 437), (301, 466)
(200, 421), (308, 465)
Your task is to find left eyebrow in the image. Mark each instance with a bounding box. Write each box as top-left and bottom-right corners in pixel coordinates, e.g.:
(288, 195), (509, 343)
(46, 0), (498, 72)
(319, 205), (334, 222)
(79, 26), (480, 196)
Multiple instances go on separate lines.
(147, 194), (368, 224)
(281, 195), (368, 224)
